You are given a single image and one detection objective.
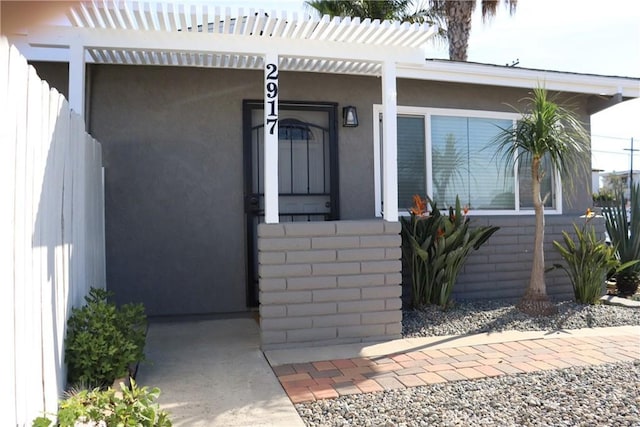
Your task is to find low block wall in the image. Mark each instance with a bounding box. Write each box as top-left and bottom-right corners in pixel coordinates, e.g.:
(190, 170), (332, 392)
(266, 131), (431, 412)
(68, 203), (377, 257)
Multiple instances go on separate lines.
(258, 220), (402, 349)
(401, 214), (605, 305)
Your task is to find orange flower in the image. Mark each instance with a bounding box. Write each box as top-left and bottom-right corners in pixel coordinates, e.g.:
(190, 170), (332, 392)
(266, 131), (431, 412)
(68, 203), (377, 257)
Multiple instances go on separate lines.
(410, 194), (427, 216)
(585, 208), (595, 218)
(463, 205), (469, 215)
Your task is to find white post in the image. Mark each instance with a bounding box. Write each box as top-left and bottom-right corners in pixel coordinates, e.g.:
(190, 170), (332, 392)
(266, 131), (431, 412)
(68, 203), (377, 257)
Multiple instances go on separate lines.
(263, 53), (279, 223)
(381, 61), (398, 221)
(68, 43), (85, 119)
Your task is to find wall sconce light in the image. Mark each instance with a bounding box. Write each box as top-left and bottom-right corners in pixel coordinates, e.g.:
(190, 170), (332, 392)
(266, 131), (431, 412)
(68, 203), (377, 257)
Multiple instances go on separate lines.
(342, 106), (358, 127)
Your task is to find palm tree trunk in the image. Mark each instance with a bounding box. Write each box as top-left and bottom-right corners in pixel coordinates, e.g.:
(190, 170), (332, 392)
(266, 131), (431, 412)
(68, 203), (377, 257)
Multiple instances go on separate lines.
(517, 156), (558, 315)
(445, 0), (474, 61)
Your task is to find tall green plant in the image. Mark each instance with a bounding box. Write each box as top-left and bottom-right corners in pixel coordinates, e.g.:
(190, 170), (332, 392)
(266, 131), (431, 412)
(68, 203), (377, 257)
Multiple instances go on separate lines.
(493, 86), (590, 315)
(602, 183), (640, 295)
(401, 195), (499, 308)
(553, 211), (636, 304)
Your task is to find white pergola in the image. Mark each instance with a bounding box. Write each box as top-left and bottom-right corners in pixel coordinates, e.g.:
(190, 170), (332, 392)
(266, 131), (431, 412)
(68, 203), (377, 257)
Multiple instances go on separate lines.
(22, 1), (440, 223)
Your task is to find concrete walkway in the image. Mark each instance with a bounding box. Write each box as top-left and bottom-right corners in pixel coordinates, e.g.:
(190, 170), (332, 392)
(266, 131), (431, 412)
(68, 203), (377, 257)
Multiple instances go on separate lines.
(136, 317), (304, 427)
(264, 325), (640, 404)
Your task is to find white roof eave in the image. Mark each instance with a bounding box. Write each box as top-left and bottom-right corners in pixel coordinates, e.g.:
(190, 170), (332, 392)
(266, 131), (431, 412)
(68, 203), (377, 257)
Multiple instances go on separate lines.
(397, 61), (640, 98)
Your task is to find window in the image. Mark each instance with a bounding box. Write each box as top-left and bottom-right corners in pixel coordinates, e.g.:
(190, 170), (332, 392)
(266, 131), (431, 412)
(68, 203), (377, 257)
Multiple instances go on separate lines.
(374, 106), (562, 216)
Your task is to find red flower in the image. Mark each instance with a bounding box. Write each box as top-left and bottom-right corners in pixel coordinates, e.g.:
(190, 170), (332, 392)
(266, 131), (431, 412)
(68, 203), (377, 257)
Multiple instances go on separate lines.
(410, 195), (427, 217)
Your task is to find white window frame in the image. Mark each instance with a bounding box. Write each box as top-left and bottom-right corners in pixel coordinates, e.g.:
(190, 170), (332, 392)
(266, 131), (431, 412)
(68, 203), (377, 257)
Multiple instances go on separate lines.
(373, 105), (563, 216)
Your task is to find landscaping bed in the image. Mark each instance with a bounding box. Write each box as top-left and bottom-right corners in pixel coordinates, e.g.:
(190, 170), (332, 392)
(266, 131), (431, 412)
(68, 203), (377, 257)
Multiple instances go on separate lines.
(402, 299), (640, 338)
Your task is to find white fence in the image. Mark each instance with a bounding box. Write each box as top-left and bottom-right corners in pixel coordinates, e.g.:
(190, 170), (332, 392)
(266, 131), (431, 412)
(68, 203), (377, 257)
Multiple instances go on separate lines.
(1, 37), (106, 426)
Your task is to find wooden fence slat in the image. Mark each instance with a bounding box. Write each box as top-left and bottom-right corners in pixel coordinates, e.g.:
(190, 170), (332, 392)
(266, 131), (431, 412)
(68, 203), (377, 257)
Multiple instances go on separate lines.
(0, 37), (18, 427)
(26, 65), (46, 420)
(54, 97), (71, 394)
(2, 36), (106, 424)
(11, 43), (30, 426)
(40, 82), (60, 417)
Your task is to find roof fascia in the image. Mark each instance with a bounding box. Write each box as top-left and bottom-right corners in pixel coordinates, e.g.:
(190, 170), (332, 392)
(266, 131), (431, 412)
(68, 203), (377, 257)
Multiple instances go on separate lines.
(397, 61), (640, 98)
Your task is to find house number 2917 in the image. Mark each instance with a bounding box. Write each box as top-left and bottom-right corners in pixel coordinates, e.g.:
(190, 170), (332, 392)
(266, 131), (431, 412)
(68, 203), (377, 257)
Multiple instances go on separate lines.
(265, 63), (278, 135)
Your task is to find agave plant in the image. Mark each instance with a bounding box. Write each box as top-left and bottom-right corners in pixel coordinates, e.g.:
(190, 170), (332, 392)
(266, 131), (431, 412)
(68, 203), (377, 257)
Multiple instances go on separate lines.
(602, 183), (640, 296)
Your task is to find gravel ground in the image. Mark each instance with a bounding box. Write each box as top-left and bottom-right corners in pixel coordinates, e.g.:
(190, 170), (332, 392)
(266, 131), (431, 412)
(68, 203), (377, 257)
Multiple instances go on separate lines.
(403, 300), (640, 338)
(297, 362), (640, 427)
(296, 301), (640, 426)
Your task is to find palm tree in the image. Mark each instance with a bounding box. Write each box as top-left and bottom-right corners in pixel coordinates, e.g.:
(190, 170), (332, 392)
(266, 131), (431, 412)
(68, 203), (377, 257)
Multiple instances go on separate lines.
(494, 87), (590, 315)
(305, 1), (447, 39)
(305, 1), (517, 61)
(306, 0), (440, 24)
(430, 0), (517, 61)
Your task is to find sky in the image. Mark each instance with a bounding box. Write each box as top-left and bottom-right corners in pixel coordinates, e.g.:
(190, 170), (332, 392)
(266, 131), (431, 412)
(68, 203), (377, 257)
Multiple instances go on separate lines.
(212, 0), (640, 176)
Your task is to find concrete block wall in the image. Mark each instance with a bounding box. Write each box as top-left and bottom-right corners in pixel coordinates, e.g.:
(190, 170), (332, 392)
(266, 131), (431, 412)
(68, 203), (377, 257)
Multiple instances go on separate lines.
(258, 220), (402, 349)
(401, 214), (604, 305)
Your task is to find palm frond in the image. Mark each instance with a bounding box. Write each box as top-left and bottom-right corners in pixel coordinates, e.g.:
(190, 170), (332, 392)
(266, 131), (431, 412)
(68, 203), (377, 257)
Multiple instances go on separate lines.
(493, 86), (590, 193)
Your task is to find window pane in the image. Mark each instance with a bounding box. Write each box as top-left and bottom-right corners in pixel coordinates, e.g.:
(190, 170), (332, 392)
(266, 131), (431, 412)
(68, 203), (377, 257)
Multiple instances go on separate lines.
(468, 118), (514, 210)
(431, 116), (469, 208)
(397, 116), (426, 211)
(431, 116), (514, 209)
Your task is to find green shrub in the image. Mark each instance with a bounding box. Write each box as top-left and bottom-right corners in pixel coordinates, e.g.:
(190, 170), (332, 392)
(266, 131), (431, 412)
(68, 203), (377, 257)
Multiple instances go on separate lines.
(32, 379), (171, 427)
(65, 288), (147, 388)
(401, 195), (499, 308)
(553, 217), (619, 304)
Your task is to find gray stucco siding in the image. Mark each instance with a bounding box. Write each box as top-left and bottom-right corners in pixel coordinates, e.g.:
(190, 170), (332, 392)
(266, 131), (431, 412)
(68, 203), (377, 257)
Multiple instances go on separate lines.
(89, 65), (253, 315)
(87, 66), (383, 315)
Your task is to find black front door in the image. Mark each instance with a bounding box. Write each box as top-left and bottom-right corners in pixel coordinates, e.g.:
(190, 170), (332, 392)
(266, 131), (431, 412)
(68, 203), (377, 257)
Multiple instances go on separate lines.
(242, 101), (339, 307)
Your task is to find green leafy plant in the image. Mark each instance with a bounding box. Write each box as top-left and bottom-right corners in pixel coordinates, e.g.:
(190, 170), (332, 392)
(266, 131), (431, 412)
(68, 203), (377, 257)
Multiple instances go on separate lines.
(602, 183), (640, 296)
(65, 288), (147, 388)
(553, 209), (637, 304)
(401, 195), (499, 308)
(32, 379), (171, 427)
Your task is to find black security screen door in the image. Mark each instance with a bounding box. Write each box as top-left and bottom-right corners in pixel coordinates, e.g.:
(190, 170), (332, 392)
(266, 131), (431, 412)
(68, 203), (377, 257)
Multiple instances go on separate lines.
(242, 101), (339, 307)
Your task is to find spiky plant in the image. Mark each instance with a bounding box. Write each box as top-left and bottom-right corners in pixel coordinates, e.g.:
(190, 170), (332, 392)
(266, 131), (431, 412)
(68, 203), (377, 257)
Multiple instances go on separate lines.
(603, 183), (640, 296)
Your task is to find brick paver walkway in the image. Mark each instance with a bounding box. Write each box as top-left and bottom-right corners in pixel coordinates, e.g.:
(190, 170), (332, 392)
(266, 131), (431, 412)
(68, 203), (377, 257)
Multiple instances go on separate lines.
(271, 334), (640, 403)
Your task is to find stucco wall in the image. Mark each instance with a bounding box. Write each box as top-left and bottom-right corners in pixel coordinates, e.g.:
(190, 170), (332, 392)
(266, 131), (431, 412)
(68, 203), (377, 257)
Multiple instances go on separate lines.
(87, 65), (382, 315)
(89, 65), (254, 315)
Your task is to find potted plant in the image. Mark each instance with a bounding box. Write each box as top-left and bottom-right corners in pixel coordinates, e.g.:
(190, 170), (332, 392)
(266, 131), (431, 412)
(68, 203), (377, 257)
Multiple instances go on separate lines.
(602, 183), (640, 297)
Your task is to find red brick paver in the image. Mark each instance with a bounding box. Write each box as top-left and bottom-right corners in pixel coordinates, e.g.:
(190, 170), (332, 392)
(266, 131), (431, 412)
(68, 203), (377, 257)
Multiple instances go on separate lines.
(271, 334), (640, 403)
